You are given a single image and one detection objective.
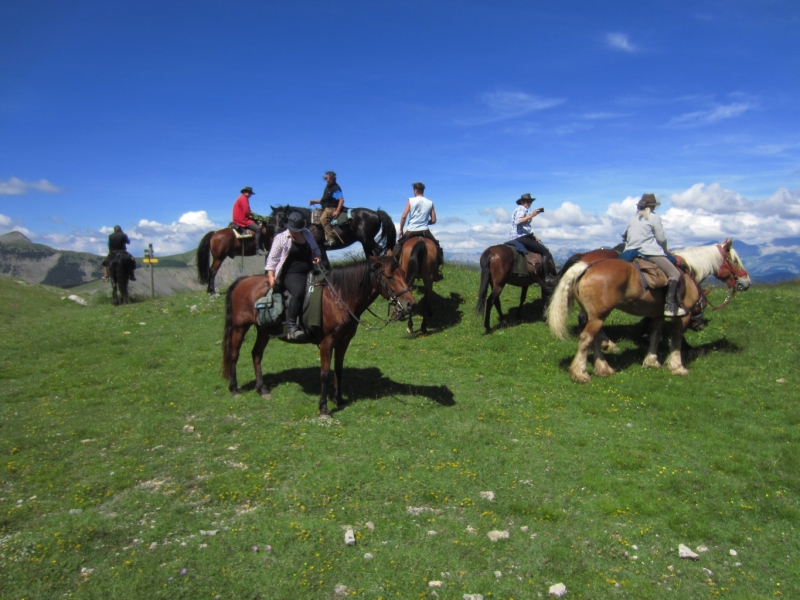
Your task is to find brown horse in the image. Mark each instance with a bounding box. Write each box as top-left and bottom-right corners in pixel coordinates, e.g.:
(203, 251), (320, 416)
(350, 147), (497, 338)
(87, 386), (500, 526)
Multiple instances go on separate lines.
(475, 244), (552, 332)
(546, 241), (750, 383)
(398, 236), (438, 333)
(108, 251), (135, 306)
(221, 256), (416, 416)
(196, 219), (274, 295)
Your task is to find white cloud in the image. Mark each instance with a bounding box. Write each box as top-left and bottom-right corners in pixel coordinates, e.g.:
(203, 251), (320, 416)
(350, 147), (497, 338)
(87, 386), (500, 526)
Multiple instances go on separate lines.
(668, 102), (755, 127)
(606, 33), (636, 52)
(478, 207), (509, 224)
(0, 177), (63, 195)
(670, 182), (751, 213)
(0, 213), (11, 227)
(458, 91), (564, 125)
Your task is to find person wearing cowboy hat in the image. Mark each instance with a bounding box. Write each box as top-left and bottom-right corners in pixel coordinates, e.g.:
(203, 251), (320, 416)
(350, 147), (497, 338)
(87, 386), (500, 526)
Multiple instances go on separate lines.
(397, 182), (444, 277)
(507, 193), (557, 285)
(308, 171), (344, 247)
(622, 193), (686, 317)
(232, 186), (264, 255)
(265, 211), (322, 341)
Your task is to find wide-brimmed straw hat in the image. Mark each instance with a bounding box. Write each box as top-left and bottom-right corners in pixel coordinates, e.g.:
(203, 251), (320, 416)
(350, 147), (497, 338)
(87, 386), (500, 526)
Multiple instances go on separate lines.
(516, 193), (536, 205)
(287, 211), (307, 232)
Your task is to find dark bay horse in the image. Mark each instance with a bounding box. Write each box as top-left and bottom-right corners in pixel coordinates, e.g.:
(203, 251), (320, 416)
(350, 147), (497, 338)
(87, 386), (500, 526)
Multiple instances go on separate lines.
(271, 205), (396, 267)
(196, 219), (274, 295)
(108, 251), (135, 305)
(222, 256), (416, 416)
(398, 236), (438, 334)
(546, 241), (750, 383)
(475, 244), (553, 333)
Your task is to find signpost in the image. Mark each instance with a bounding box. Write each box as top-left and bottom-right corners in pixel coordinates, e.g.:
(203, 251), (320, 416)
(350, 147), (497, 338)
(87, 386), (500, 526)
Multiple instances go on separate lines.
(143, 244), (156, 299)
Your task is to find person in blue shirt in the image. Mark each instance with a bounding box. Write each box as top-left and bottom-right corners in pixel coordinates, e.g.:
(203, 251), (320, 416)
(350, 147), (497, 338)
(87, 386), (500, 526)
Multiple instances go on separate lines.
(309, 171), (344, 247)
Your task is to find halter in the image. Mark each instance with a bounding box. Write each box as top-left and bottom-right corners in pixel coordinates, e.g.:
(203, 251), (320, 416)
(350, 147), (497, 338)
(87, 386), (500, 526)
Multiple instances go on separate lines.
(715, 244), (748, 289)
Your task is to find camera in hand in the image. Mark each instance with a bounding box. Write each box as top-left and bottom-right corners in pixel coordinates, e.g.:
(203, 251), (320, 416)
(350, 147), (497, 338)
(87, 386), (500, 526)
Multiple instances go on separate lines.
(539, 208), (545, 213)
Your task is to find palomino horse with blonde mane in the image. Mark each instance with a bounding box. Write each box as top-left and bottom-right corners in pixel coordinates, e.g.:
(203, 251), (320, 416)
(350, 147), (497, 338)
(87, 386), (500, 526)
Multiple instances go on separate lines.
(397, 236), (439, 333)
(222, 256), (415, 416)
(546, 240), (750, 383)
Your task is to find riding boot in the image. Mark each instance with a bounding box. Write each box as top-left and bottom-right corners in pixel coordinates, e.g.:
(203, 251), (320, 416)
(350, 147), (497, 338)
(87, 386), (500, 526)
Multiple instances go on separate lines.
(664, 280), (687, 317)
(285, 295), (306, 341)
(254, 230), (264, 255)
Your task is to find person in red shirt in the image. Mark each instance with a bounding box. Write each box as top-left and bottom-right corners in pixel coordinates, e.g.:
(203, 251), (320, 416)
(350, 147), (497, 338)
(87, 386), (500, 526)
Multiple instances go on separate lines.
(232, 186), (264, 255)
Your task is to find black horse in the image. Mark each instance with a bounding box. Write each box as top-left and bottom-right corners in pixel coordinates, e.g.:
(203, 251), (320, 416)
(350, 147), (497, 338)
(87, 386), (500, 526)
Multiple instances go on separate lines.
(271, 205), (396, 267)
(108, 251), (136, 305)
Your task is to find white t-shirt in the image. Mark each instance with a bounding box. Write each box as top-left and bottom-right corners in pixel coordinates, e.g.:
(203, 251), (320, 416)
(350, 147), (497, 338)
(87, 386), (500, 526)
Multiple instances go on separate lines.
(406, 196), (434, 232)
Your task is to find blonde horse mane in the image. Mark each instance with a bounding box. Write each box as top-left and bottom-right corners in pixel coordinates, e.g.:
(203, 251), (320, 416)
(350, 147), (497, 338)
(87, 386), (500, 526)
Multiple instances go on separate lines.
(674, 241), (742, 283)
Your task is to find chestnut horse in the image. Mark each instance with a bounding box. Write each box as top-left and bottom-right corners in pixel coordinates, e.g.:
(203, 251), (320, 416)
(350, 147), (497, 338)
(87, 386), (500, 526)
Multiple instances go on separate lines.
(546, 241), (750, 383)
(196, 219), (274, 295)
(475, 244), (552, 332)
(398, 236), (438, 333)
(271, 205), (396, 267)
(222, 256), (416, 416)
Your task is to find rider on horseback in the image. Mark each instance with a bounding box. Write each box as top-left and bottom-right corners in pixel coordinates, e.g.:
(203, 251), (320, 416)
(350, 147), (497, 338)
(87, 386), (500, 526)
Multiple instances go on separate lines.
(265, 211), (322, 341)
(102, 225), (136, 282)
(233, 186), (264, 255)
(622, 193), (686, 317)
(507, 193), (557, 287)
(309, 171), (344, 247)
(397, 182), (444, 278)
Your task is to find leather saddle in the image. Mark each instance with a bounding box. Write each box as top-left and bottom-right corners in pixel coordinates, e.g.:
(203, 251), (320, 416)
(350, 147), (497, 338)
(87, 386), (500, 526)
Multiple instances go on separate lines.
(229, 223), (254, 239)
(505, 243), (544, 278)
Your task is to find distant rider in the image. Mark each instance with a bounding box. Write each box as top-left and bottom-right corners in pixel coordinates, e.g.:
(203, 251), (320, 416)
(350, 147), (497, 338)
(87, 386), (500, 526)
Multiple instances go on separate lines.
(265, 211), (322, 341)
(622, 193), (686, 317)
(397, 182), (444, 277)
(102, 225), (136, 282)
(232, 186), (264, 255)
(308, 171), (344, 247)
(507, 193), (557, 286)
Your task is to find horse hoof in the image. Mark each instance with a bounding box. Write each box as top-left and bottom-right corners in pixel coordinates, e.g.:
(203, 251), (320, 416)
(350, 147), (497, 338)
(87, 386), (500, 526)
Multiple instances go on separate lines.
(260, 391), (272, 400)
(570, 372), (591, 384)
(671, 367), (689, 376)
(319, 413), (332, 420)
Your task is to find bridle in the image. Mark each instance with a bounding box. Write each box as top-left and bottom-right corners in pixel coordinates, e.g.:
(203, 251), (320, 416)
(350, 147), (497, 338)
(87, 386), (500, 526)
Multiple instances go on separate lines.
(704, 244), (749, 310)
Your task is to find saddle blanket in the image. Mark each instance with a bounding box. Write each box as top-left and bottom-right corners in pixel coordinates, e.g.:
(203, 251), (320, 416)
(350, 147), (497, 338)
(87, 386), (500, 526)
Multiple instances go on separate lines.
(504, 244), (543, 278)
(255, 271), (325, 342)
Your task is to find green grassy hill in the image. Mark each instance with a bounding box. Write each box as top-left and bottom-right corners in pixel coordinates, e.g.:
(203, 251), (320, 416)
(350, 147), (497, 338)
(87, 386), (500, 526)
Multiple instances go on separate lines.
(1, 267), (798, 599)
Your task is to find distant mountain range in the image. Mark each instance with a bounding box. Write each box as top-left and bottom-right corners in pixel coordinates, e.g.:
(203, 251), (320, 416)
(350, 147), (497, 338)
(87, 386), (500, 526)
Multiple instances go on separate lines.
(2, 231), (797, 296)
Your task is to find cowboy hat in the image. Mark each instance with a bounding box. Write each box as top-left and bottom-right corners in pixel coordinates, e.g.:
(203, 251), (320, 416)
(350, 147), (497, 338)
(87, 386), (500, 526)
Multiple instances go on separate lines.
(516, 193), (536, 205)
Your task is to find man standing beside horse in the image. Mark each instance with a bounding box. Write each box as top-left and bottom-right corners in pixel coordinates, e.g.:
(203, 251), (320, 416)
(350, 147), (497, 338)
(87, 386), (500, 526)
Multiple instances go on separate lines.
(308, 171), (344, 247)
(233, 186), (264, 255)
(397, 182), (444, 278)
(102, 225), (136, 282)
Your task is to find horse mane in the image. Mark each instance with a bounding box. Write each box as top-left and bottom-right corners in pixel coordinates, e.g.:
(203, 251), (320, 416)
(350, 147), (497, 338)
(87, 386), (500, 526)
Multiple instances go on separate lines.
(273, 205), (312, 221)
(675, 242), (742, 281)
(325, 258), (381, 305)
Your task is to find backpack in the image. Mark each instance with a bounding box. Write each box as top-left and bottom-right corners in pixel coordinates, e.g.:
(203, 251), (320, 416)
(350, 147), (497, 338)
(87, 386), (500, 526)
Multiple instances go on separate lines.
(255, 288), (284, 327)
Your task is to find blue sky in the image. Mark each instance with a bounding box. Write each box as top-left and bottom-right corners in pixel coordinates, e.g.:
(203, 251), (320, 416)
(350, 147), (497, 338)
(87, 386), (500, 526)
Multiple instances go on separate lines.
(1, 0), (799, 260)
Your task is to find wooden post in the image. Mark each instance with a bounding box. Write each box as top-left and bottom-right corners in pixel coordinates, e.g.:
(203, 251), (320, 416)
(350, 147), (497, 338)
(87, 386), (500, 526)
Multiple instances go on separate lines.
(149, 243), (155, 299)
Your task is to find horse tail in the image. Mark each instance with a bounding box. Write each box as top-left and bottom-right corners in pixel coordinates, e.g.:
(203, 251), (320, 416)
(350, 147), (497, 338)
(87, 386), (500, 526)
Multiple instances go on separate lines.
(197, 231), (214, 284)
(405, 237), (425, 284)
(376, 210), (396, 254)
(546, 262), (588, 340)
(222, 277), (244, 380)
(475, 248), (492, 315)
(557, 252), (585, 278)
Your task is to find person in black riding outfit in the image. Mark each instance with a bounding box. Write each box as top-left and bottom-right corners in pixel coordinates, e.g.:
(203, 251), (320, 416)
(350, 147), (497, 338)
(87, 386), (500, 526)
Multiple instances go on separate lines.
(102, 225), (136, 281)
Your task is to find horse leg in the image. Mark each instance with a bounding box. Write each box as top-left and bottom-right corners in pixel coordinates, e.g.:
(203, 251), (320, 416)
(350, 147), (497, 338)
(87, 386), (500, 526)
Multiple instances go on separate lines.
(591, 314), (616, 377)
(485, 284), (505, 332)
(420, 279), (433, 334)
(318, 338), (335, 417)
(251, 327), (272, 399)
(642, 318), (664, 369)
(518, 285), (528, 315)
(407, 312), (415, 334)
(332, 337), (353, 407)
(570, 315), (604, 384)
(228, 325), (250, 396)
(208, 257), (224, 295)
(666, 318), (689, 375)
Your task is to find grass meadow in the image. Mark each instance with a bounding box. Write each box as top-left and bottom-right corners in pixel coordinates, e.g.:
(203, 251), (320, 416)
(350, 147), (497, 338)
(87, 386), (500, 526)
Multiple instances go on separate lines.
(1, 265), (798, 599)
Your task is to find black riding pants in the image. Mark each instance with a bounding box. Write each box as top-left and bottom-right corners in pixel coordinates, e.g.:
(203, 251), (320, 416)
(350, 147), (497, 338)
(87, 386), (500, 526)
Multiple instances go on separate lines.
(282, 272), (308, 322)
(245, 223), (261, 248)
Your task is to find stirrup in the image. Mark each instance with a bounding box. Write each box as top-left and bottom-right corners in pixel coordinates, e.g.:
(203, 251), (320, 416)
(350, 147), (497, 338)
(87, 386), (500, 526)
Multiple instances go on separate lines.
(664, 306), (687, 317)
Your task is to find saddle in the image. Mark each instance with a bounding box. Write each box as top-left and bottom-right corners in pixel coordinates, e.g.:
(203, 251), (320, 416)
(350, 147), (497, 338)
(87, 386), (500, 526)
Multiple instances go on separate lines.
(505, 243), (544, 278)
(255, 270), (326, 342)
(229, 223), (254, 239)
(631, 258), (670, 289)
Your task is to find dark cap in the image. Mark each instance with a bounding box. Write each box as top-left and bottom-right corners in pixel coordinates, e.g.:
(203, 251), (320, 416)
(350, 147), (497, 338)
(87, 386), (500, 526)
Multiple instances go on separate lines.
(637, 193), (660, 210)
(241, 186), (255, 195)
(113, 225), (122, 232)
(412, 182), (425, 191)
(287, 211), (306, 232)
(323, 171), (337, 179)
(516, 193), (536, 205)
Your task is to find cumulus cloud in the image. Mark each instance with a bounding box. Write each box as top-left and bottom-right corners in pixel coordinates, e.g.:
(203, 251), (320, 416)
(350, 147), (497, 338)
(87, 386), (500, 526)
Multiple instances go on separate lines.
(0, 177), (63, 195)
(458, 91), (564, 125)
(606, 33), (636, 52)
(478, 207), (510, 224)
(670, 182), (752, 214)
(0, 213), (11, 227)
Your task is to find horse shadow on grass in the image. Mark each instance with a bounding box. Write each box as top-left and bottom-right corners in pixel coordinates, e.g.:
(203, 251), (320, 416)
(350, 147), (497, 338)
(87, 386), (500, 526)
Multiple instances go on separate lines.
(558, 322), (743, 374)
(488, 294), (549, 332)
(408, 291), (464, 335)
(241, 366), (455, 411)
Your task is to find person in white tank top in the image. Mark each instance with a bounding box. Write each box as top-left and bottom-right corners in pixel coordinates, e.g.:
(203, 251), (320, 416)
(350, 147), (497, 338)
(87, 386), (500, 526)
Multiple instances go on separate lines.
(397, 182), (444, 276)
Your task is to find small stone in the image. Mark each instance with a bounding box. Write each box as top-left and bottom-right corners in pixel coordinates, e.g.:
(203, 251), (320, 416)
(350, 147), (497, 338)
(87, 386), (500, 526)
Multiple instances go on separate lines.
(149, 542), (157, 550)
(67, 294), (88, 306)
(729, 549), (738, 556)
(334, 584), (349, 597)
(463, 595), (484, 600)
(466, 526), (477, 534)
(344, 529), (356, 546)
(521, 526), (529, 532)
(428, 580), (442, 587)
(183, 425), (195, 433)
(199, 530), (218, 536)
(703, 568), (714, 578)
(487, 530), (510, 542)
(632, 545), (638, 550)
(364, 553), (373, 560)
(679, 544), (699, 560)
(667, 565), (674, 572)
(199, 543), (207, 549)
(428, 530), (437, 536)
(69, 509), (83, 514)
(549, 582), (567, 597)
(189, 305), (198, 313)
(365, 521), (375, 531)
(734, 562), (742, 567)
(697, 544), (709, 553)
(480, 491), (495, 501)
(776, 378), (786, 383)
(494, 570), (502, 578)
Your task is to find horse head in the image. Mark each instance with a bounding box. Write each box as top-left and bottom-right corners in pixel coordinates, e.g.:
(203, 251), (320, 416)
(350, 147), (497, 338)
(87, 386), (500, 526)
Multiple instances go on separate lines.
(716, 239), (751, 291)
(270, 205), (290, 231)
(370, 256), (416, 319)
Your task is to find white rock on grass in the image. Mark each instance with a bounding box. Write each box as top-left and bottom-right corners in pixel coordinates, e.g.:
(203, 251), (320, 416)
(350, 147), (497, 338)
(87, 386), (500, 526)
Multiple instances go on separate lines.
(703, 568), (714, 578)
(463, 595), (484, 600)
(679, 544), (699, 560)
(494, 571), (502, 578)
(364, 553), (373, 560)
(479, 491), (495, 501)
(67, 295), (88, 306)
(487, 530), (509, 542)
(365, 521), (375, 531)
(549, 582), (567, 597)
(199, 530), (218, 536)
(729, 549), (738, 556)
(428, 581), (442, 587)
(334, 584), (349, 597)
(697, 544), (709, 553)
(344, 529), (356, 546)
(428, 530), (438, 536)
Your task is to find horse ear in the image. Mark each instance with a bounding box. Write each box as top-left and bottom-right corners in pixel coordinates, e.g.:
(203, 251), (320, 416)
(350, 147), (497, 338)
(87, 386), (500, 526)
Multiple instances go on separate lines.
(724, 238), (733, 250)
(368, 256), (382, 270)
